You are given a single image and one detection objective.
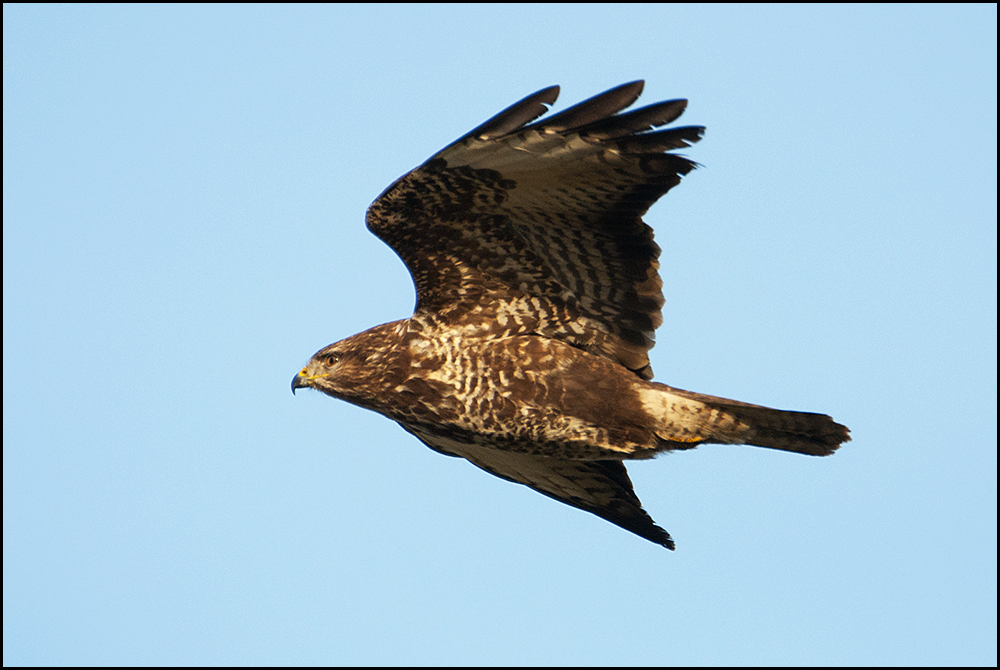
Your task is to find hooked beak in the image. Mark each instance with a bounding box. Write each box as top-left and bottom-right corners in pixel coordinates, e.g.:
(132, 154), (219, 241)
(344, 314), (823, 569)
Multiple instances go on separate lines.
(291, 370), (310, 395)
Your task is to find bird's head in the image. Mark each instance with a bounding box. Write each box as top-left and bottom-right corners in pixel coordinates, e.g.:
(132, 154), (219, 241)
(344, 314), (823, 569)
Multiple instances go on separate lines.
(291, 339), (371, 400)
(291, 322), (406, 402)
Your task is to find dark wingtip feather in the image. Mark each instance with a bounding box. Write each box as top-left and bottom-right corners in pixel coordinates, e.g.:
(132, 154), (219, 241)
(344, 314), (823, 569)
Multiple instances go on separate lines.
(613, 125), (706, 154)
(450, 82), (703, 158)
(461, 85), (560, 141)
(579, 99), (690, 139)
(581, 460), (676, 550)
(526, 80), (646, 133)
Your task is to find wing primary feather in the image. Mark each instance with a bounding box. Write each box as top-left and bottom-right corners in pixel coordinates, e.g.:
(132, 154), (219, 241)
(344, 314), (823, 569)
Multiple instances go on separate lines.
(458, 85), (561, 142)
(612, 125), (706, 153)
(578, 99), (690, 139)
(525, 80), (646, 133)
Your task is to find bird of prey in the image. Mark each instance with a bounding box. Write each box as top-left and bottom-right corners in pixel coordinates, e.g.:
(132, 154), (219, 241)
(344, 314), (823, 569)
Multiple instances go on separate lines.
(292, 81), (850, 549)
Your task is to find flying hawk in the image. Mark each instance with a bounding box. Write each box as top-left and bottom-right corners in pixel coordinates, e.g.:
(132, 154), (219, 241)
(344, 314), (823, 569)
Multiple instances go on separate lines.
(292, 81), (850, 549)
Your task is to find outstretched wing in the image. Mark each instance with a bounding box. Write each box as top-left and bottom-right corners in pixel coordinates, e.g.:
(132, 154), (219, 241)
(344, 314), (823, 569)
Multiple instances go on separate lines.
(406, 428), (674, 549)
(366, 81), (703, 379)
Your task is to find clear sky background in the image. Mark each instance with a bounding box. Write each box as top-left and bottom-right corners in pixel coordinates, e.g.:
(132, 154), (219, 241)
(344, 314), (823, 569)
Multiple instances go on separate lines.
(4, 4), (996, 666)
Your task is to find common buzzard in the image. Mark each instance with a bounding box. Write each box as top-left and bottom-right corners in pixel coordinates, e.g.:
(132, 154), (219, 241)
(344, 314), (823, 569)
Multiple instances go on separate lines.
(292, 81), (850, 549)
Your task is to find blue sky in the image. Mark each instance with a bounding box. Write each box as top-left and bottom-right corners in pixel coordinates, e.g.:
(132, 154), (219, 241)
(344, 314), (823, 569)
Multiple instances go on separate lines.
(4, 4), (996, 665)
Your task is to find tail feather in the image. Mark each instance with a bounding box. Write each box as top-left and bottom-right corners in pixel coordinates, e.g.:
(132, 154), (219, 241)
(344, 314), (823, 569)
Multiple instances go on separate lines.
(646, 385), (851, 457)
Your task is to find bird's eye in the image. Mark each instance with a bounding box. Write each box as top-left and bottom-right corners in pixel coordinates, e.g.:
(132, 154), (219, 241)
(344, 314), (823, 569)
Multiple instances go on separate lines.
(326, 354), (340, 366)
